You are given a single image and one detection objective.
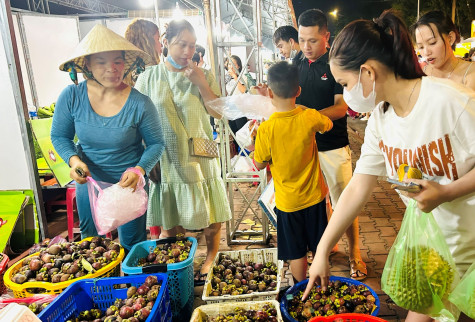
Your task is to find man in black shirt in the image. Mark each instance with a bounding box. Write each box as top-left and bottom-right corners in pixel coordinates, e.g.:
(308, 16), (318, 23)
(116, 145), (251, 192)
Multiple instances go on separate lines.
(295, 9), (367, 280)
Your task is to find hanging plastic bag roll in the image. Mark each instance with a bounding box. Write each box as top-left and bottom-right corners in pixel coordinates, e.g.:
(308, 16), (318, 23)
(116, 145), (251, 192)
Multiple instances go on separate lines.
(206, 93), (275, 120)
(87, 169), (148, 235)
(449, 262), (475, 319)
(381, 199), (460, 321)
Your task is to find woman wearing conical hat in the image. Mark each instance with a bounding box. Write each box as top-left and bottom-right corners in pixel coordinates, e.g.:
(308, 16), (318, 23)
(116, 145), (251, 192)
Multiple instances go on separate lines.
(51, 24), (165, 250)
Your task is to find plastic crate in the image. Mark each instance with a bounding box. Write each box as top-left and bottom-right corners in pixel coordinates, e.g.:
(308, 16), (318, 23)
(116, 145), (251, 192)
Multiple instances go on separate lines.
(0, 253), (9, 295)
(191, 300), (283, 321)
(37, 273), (171, 322)
(3, 237), (124, 298)
(121, 237), (197, 321)
(280, 277), (380, 322)
(202, 248), (283, 304)
(309, 314), (388, 322)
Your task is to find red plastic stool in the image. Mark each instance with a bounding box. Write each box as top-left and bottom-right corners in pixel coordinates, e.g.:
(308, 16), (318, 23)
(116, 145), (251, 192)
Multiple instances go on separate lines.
(66, 187), (112, 242)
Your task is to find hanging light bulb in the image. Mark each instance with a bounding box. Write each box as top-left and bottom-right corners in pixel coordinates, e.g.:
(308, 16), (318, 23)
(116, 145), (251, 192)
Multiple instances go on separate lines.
(173, 2), (184, 19)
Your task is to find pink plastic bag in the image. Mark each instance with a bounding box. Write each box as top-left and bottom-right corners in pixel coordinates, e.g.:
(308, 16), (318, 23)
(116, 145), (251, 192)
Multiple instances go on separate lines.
(87, 171), (147, 235)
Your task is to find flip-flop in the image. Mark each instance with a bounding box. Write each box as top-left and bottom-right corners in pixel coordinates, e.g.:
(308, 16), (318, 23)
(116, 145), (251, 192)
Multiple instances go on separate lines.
(349, 259), (367, 281)
(194, 270), (208, 286)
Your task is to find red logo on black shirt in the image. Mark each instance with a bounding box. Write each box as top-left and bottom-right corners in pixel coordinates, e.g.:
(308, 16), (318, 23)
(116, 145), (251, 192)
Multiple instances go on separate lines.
(321, 73), (328, 80)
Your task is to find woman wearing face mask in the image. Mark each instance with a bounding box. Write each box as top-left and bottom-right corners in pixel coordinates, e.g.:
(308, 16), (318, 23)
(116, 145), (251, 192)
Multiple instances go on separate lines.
(303, 10), (475, 322)
(134, 19), (232, 287)
(51, 25), (165, 251)
(413, 11), (475, 91)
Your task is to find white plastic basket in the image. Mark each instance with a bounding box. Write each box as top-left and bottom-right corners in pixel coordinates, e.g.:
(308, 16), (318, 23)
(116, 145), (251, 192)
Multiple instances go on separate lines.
(190, 300), (283, 322)
(202, 248), (283, 304)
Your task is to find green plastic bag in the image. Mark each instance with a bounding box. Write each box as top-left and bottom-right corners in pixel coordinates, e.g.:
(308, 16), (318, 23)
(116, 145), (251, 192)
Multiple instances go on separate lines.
(449, 262), (475, 319)
(381, 200), (459, 321)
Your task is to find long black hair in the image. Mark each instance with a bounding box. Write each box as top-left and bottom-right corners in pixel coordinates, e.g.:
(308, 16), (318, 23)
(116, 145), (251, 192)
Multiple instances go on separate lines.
(330, 10), (424, 111)
(412, 11), (460, 51)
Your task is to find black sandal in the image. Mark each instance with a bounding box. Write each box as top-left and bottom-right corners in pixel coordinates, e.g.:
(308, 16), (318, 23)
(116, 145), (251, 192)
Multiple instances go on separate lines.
(194, 270), (208, 286)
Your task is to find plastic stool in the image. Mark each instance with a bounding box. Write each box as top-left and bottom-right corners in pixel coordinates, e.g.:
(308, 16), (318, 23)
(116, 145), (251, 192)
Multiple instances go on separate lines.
(66, 187), (112, 242)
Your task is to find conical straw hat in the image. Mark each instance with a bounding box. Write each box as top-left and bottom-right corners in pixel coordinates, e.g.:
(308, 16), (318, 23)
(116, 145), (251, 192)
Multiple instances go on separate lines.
(59, 24), (153, 72)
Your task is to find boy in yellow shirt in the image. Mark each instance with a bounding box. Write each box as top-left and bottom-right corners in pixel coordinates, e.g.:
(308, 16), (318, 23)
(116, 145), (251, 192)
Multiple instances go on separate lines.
(253, 61), (333, 282)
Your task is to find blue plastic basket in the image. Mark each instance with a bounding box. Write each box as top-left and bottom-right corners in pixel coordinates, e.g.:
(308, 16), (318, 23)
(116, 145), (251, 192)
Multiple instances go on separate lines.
(280, 276), (380, 322)
(37, 273), (171, 322)
(122, 237), (197, 321)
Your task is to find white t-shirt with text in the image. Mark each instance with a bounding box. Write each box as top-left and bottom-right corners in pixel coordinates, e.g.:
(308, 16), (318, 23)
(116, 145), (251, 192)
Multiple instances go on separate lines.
(355, 76), (475, 275)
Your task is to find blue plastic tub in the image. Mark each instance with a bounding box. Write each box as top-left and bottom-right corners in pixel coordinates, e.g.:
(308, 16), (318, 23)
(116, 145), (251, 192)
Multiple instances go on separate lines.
(122, 237), (197, 321)
(280, 276), (380, 322)
(37, 273), (171, 322)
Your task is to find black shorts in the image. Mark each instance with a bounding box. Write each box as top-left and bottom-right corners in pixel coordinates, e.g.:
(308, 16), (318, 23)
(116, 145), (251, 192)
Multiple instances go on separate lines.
(276, 200), (328, 261)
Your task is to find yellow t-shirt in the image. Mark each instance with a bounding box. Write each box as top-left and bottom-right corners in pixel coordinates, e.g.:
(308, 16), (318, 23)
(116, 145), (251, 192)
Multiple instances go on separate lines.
(254, 106), (332, 212)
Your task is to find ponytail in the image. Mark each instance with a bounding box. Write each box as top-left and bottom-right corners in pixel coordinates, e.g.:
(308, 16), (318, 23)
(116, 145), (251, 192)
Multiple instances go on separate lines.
(330, 10), (424, 110)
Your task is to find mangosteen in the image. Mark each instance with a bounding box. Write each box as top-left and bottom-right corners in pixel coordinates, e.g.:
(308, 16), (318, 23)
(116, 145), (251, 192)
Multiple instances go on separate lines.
(92, 262), (103, 271)
(354, 305), (366, 313)
(47, 245), (62, 255)
(254, 263), (264, 271)
(68, 263), (80, 275)
(13, 273), (27, 284)
(248, 280), (257, 291)
(48, 267), (60, 276)
(24, 269), (35, 280)
(62, 254), (72, 262)
(52, 274), (62, 283)
(127, 286), (137, 298)
(41, 253), (55, 263)
(147, 289), (158, 301)
(144, 275), (158, 287)
(29, 259), (44, 271)
(75, 271), (86, 278)
(137, 285), (149, 296)
(119, 305), (134, 319)
(125, 298), (135, 307)
(232, 279), (241, 287)
(211, 290), (220, 296)
(108, 243), (120, 253)
(60, 274), (71, 282)
(94, 246), (106, 254)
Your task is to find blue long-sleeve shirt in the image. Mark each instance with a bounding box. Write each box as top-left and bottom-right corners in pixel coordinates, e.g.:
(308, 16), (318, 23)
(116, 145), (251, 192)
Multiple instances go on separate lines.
(51, 81), (164, 180)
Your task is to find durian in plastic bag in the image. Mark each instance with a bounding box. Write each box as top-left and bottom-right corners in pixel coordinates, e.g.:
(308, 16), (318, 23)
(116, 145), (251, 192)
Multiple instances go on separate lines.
(381, 199), (459, 321)
(449, 261), (475, 319)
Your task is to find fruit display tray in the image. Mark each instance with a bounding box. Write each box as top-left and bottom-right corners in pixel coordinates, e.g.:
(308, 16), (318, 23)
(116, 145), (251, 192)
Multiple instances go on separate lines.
(121, 237), (197, 321)
(37, 273), (171, 322)
(280, 277), (380, 322)
(3, 237), (124, 298)
(202, 248), (283, 304)
(191, 300), (283, 322)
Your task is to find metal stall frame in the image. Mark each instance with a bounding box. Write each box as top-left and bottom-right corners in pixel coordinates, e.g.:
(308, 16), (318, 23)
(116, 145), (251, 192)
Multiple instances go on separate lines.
(13, 10), (81, 109)
(208, 0), (292, 245)
(0, 0), (48, 240)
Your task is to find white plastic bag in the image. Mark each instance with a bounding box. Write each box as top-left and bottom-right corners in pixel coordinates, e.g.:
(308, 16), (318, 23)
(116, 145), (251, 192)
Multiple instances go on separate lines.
(87, 171), (147, 235)
(207, 94), (275, 120)
(235, 120), (259, 151)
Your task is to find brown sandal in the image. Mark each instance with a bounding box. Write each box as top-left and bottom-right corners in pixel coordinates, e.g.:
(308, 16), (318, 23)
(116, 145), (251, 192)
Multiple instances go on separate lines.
(349, 259), (367, 280)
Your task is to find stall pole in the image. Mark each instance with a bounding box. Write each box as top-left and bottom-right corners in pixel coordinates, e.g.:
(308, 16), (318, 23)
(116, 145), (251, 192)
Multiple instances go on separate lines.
(0, 0), (48, 240)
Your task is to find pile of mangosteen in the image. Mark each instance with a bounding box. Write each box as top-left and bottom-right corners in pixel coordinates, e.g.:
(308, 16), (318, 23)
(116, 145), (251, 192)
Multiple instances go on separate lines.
(207, 304), (279, 322)
(137, 235), (192, 266)
(208, 254), (278, 297)
(65, 275), (161, 322)
(287, 280), (377, 321)
(11, 236), (121, 286)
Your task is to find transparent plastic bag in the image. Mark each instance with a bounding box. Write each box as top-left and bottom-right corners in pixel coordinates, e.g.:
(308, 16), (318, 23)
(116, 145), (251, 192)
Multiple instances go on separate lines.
(381, 200), (459, 321)
(87, 171), (147, 235)
(0, 294), (56, 312)
(235, 120), (259, 151)
(449, 262), (475, 319)
(207, 93), (275, 120)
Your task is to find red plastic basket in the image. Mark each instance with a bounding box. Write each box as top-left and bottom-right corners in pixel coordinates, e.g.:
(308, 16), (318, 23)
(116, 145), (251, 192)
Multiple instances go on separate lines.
(0, 253), (9, 295)
(309, 313), (388, 322)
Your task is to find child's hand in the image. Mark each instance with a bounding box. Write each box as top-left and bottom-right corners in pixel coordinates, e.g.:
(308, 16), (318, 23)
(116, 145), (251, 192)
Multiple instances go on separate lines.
(250, 83), (268, 96)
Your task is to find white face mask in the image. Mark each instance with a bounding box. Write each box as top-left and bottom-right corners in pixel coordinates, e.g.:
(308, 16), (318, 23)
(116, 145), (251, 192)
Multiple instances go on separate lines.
(343, 68), (377, 113)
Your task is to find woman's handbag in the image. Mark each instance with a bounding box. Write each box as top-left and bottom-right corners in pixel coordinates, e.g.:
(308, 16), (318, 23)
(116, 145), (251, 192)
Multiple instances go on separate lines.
(163, 67), (219, 158)
(188, 137), (219, 158)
